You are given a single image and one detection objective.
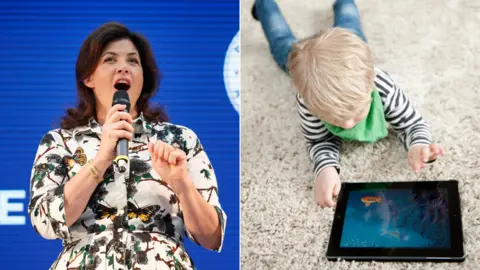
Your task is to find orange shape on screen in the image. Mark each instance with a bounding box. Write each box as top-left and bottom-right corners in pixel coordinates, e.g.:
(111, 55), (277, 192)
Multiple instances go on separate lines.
(361, 196), (382, 207)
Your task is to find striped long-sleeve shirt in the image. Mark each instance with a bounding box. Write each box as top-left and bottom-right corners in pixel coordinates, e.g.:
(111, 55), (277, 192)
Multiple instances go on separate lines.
(296, 68), (433, 177)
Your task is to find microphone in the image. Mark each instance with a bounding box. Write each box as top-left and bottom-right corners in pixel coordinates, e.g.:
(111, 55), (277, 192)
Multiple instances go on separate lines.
(112, 83), (131, 173)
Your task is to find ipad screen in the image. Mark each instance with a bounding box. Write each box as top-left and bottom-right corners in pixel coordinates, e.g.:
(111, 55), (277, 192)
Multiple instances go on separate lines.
(340, 187), (450, 248)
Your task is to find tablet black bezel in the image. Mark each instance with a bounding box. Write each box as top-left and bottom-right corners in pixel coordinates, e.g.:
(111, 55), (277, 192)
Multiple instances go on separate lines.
(326, 180), (464, 261)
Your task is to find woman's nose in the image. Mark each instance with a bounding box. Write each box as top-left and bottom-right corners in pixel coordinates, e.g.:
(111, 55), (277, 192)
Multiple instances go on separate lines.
(116, 67), (129, 74)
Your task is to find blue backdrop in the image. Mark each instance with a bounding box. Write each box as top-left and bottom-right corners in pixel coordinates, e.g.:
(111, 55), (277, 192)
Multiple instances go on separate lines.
(0, 1), (239, 269)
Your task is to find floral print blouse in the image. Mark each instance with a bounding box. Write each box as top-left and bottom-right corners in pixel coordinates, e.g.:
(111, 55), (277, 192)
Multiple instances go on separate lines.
(28, 113), (226, 270)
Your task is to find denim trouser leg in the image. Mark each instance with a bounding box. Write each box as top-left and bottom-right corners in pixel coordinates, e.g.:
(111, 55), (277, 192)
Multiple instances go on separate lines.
(255, 0), (367, 74)
(333, 0), (367, 42)
(255, 0), (297, 73)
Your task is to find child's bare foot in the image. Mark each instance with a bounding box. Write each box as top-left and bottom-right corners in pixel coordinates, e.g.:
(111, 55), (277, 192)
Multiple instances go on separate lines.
(251, 3), (259, 21)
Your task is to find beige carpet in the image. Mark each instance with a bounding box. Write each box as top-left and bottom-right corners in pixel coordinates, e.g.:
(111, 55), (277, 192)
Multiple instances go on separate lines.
(240, 0), (480, 269)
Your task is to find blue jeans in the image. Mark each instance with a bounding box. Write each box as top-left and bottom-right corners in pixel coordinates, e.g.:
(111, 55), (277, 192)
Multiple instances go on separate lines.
(255, 0), (367, 73)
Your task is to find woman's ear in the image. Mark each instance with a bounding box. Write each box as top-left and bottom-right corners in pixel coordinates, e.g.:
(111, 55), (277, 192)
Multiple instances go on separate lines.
(83, 76), (94, 89)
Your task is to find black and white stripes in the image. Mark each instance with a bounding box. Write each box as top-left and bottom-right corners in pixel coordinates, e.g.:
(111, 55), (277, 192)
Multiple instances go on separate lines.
(296, 68), (433, 177)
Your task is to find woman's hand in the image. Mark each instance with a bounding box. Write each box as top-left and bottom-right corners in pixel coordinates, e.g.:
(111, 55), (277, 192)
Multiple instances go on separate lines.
(148, 140), (223, 250)
(95, 104), (134, 169)
(148, 141), (189, 194)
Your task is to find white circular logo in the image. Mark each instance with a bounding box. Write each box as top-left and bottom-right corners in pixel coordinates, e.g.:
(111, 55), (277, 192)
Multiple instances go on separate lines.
(223, 31), (240, 114)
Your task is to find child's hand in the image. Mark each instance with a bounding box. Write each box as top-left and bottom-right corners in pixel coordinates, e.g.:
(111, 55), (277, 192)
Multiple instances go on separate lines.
(408, 144), (445, 173)
(314, 167), (341, 207)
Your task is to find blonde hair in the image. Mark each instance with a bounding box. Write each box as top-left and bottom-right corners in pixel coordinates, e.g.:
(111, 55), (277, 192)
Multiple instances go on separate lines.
(287, 27), (375, 121)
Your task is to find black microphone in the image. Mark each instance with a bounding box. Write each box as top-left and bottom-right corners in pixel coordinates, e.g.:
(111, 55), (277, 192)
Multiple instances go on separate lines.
(112, 83), (131, 173)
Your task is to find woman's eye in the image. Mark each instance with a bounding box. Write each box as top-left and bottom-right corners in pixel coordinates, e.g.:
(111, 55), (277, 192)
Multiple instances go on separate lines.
(104, 57), (114, 63)
(129, 58), (139, 64)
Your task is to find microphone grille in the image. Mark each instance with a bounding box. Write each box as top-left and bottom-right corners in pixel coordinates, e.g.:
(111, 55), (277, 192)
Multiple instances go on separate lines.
(112, 90), (130, 105)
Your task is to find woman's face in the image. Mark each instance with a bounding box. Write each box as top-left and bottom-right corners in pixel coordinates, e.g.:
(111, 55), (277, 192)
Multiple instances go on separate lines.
(84, 39), (143, 116)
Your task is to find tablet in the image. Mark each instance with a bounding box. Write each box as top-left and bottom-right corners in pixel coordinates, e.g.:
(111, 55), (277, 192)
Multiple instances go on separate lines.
(326, 180), (465, 262)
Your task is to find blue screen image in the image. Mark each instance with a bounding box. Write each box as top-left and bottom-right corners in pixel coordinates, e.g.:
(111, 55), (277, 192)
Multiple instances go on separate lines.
(340, 188), (450, 248)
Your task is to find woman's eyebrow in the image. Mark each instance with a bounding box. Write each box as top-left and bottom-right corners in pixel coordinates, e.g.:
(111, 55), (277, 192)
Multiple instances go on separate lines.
(102, 52), (139, 57)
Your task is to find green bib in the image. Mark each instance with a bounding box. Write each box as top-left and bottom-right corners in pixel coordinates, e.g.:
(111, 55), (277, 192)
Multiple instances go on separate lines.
(322, 89), (388, 143)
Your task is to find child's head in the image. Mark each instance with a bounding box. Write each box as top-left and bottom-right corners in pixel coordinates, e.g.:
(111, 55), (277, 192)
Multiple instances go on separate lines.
(288, 27), (375, 129)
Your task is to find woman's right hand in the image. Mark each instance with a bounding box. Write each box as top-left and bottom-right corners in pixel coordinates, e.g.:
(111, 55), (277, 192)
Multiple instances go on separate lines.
(314, 166), (341, 207)
(94, 104), (134, 170)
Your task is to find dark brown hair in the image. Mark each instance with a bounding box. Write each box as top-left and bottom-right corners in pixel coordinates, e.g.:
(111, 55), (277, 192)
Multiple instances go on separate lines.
(60, 22), (169, 129)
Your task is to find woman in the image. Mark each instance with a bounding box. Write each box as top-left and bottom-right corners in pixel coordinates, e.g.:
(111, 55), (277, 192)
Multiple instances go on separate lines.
(28, 22), (225, 270)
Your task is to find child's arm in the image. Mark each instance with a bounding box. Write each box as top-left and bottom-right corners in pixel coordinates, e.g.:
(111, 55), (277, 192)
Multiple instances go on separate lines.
(375, 69), (433, 149)
(295, 94), (341, 178)
(376, 69), (443, 171)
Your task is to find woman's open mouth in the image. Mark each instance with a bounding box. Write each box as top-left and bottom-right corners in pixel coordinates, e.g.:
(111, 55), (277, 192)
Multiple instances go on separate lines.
(114, 82), (130, 91)
(114, 78), (131, 91)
